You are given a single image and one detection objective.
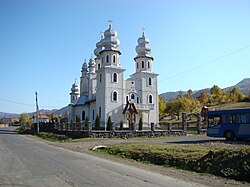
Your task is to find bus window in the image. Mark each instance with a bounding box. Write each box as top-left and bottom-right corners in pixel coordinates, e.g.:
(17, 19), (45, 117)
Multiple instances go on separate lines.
(231, 114), (236, 124)
(239, 114), (247, 123)
(208, 116), (221, 127)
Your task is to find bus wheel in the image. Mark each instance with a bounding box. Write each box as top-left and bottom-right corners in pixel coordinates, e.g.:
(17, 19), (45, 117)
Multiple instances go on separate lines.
(224, 130), (234, 141)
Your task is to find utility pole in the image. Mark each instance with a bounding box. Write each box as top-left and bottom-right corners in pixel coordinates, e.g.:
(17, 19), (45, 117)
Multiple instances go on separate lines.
(35, 92), (39, 133)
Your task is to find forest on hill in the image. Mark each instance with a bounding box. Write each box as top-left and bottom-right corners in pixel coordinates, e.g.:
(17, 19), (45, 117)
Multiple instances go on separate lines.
(159, 84), (250, 120)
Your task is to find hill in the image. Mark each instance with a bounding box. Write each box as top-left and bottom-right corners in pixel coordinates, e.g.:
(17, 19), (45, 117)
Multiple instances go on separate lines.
(160, 78), (250, 102)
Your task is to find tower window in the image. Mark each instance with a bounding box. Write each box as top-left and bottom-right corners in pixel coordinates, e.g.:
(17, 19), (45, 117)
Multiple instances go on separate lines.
(113, 55), (116, 63)
(99, 107), (101, 118)
(142, 61), (145, 68)
(92, 110), (95, 120)
(106, 55), (109, 63)
(137, 62), (139, 69)
(131, 94), (135, 100)
(112, 91), (118, 101)
(149, 95), (153, 104)
(148, 61), (150, 68)
(113, 73), (117, 82)
(148, 77), (152, 86)
(82, 110), (86, 121)
(99, 74), (102, 82)
(137, 97), (139, 103)
(98, 63), (101, 69)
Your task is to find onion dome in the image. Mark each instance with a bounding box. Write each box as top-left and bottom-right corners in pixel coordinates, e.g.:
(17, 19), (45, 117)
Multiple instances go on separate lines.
(94, 35), (104, 56)
(101, 23), (120, 50)
(88, 55), (95, 67)
(71, 82), (79, 94)
(81, 59), (88, 72)
(135, 32), (153, 59)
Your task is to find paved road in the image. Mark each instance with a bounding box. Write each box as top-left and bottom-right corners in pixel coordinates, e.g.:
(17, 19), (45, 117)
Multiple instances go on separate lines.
(0, 127), (204, 187)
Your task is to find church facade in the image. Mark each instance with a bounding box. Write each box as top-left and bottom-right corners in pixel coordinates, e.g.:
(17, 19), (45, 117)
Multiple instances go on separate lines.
(68, 23), (159, 129)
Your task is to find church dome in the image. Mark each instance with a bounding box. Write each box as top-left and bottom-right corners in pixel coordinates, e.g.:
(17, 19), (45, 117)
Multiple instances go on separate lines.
(71, 82), (79, 93)
(135, 32), (152, 58)
(82, 60), (88, 71)
(94, 36), (104, 56)
(88, 56), (95, 67)
(101, 23), (120, 50)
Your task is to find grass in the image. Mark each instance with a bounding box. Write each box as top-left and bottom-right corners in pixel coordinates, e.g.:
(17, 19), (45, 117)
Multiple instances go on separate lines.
(98, 143), (250, 182)
(211, 102), (250, 110)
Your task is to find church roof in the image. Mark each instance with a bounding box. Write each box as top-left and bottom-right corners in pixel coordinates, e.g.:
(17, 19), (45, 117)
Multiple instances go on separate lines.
(74, 95), (89, 105)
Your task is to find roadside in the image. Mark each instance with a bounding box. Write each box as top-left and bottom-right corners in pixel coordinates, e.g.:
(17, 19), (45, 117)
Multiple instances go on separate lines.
(26, 133), (250, 187)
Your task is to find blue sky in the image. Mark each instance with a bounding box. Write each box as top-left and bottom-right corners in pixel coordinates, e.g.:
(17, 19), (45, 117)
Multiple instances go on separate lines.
(0, 0), (249, 114)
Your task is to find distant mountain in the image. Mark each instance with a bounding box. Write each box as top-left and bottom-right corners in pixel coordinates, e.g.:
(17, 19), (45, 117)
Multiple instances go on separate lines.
(0, 112), (20, 119)
(160, 78), (250, 102)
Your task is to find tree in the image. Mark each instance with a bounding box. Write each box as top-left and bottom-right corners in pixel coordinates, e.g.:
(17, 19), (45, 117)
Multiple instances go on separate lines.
(158, 96), (166, 120)
(84, 116), (89, 129)
(210, 85), (229, 104)
(196, 92), (209, 105)
(19, 113), (32, 125)
(187, 89), (193, 98)
(166, 97), (184, 120)
(229, 87), (245, 103)
(76, 115), (81, 123)
(107, 116), (112, 131)
(120, 120), (123, 130)
(138, 117), (143, 130)
(95, 114), (100, 130)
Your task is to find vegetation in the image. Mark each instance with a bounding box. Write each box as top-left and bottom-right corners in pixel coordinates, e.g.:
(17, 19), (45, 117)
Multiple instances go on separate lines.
(162, 85), (249, 121)
(100, 143), (250, 182)
(107, 116), (112, 131)
(84, 116), (90, 129)
(120, 120), (123, 130)
(35, 132), (68, 142)
(19, 113), (32, 125)
(95, 114), (100, 130)
(138, 117), (143, 130)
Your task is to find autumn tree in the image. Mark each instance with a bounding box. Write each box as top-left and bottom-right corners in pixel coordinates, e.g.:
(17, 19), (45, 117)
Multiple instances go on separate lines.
(19, 113), (32, 125)
(209, 85), (229, 104)
(229, 87), (245, 103)
(196, 92), (209, 105)
(158, 96), (166, 120)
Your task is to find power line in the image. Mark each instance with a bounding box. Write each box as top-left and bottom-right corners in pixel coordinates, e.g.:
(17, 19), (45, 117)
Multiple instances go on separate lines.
(158, 44), (250, 83)
(0, 97), (62, 108)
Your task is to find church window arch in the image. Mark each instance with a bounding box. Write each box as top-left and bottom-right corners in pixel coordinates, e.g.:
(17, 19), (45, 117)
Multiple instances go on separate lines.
(131, 94), (135, 100)
(106, 55), (109, 63)
(112, 91), (118, 101)
(112, 72), (118, 82)
(137, 62), (139, 69)
(98, 63), (101, 69)
(142, 61), (145, 68)
(148, 94), (153, 104)
(99, 74), (102, 82)
(148, 61), (150, 68)
(82, 110), (86, 121)
(113, 55), (116, 64)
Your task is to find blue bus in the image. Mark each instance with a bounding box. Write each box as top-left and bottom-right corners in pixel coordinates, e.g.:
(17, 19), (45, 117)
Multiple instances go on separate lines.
(207, 108), (250, 140)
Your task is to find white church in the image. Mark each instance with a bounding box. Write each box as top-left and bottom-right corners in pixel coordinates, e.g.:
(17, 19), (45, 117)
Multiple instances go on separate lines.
(68, 22), (159, 129)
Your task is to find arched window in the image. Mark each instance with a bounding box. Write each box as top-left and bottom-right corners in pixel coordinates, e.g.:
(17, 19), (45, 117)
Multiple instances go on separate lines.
(106, 55), (109, 63)
(131, 94), (135, 100)
(82, 110), (86, 121)
(148, 61), (150, 68)
(113, 73), (117, 82)
(113, 55), (116, 63)
(113, 91), (117, 101)
(148, 77), (152, 86)
(149, 95), (153, 104)
(142, 61), (145, 68)
(137, 97), (139, 103)
(137, 62), (139, 69)
(98, 63), (101, 69)
(99, 74), (102, 82)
